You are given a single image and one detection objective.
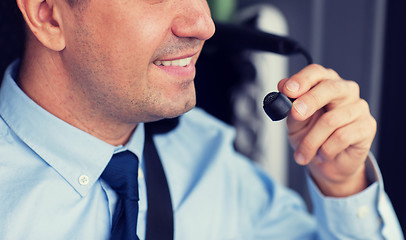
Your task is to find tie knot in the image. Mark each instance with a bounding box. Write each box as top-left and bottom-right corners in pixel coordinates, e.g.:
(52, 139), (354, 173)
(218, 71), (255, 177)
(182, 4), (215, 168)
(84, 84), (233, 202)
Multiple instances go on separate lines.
(101, 150), (140, 200)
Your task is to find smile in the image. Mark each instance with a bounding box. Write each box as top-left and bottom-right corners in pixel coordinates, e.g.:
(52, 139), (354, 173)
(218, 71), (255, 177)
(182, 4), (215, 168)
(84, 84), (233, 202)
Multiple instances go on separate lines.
(153, 57), (193, 67)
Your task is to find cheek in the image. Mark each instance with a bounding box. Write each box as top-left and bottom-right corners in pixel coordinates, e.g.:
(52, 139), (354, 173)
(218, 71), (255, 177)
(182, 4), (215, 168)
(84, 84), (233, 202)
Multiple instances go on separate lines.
(108, 11), (169, 56)
(68, 3), (173, 84)
(105, 20), (170, 80)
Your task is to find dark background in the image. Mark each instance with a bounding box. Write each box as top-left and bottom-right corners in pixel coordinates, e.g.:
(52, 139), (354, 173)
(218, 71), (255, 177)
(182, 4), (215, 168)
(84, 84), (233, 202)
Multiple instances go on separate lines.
(379, 0), (406, 233)
(0, 0), (25, 76)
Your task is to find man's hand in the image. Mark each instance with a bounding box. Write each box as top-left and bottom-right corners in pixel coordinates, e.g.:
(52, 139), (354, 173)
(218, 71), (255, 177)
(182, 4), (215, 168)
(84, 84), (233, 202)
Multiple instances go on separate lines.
(278, 64), (377, 197)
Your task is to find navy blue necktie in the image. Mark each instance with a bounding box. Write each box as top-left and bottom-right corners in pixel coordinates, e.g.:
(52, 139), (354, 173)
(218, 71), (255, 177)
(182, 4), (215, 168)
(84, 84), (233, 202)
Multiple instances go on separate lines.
(101, 119), (177, 240)
(101, 150), (140, 240)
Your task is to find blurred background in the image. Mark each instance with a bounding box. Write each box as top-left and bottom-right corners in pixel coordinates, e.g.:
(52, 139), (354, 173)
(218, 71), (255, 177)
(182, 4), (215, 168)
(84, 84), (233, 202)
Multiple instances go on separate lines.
(199, 0), (406, 234)
(1, 0), (406, 235)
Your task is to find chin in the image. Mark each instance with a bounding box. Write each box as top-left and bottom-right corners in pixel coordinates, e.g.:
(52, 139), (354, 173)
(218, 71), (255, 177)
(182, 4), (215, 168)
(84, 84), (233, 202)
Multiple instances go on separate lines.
(165, 101), (196, 118)
(146, 98), (196, 122)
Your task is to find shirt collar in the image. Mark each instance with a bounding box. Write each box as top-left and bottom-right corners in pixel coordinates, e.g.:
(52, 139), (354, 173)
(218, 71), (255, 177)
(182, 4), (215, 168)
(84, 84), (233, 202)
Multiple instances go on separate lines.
(0, 60), (145, 197)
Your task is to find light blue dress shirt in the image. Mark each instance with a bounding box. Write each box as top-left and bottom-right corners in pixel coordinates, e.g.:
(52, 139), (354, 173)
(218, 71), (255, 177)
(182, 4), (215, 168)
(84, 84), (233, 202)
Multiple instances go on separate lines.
(0, 60), (403, 240)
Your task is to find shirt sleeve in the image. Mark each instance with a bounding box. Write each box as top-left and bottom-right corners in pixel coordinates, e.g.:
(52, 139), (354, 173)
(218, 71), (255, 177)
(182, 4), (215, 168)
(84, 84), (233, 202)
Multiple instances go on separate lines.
(307, 153), (404, 240)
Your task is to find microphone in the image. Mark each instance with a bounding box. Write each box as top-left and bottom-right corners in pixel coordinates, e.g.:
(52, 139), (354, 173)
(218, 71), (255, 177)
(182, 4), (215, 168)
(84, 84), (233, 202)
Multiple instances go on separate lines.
(206, 22), (313, 63)
(205, 22), (313, 121)
(263, 92), (292, 121)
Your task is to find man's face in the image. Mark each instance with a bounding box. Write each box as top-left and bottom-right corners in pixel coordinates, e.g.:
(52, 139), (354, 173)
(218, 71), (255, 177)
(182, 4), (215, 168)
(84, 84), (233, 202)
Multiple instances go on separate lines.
(59, 0), (215, 123)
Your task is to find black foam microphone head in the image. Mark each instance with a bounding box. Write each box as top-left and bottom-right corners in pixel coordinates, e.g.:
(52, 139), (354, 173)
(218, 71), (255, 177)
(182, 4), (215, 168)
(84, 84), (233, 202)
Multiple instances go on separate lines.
(263, 92), (292, 121)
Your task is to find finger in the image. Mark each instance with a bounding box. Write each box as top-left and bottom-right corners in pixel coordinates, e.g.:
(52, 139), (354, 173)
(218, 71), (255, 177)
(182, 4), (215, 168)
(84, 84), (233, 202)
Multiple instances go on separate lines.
(277, 78), (289, 92)
(287, 108), (323, 143)
(292, 100), (367, 165)
(290, 78), (360, 121)
(318, 111), (376, 162)
(281, 64), (341, 99)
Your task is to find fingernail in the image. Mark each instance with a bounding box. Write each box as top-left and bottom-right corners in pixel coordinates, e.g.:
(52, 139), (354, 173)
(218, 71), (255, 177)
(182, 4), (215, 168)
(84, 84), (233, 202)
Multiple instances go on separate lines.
(295, 153), (306, 165)
(286, 80), (300, 92)
(294, 100), (307, 116)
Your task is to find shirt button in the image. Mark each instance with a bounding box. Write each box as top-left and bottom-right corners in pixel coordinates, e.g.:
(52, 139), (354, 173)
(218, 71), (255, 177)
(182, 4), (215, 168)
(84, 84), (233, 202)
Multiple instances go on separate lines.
(78, 174), (90, 186)
(138, 168), (144, 179)
(357, 206), (370, 218)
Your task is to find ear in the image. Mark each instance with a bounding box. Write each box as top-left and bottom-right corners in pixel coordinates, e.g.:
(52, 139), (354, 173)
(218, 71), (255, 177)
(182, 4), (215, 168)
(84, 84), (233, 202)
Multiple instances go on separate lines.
(16, 0), (66, 51)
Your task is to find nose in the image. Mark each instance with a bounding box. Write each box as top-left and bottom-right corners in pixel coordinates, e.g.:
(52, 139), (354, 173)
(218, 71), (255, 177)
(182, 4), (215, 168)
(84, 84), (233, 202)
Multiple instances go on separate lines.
(171, 0), (216, 41)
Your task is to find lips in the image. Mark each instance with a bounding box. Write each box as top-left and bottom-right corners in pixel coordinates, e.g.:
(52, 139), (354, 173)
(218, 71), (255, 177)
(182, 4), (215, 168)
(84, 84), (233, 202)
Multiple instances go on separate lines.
(152, 55), (196, 79)
(153, 57), (193, 67)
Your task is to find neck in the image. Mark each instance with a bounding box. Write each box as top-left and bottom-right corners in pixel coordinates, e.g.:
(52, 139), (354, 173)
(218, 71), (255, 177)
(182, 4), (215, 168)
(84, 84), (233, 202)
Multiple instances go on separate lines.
(18, 39), (137, 146)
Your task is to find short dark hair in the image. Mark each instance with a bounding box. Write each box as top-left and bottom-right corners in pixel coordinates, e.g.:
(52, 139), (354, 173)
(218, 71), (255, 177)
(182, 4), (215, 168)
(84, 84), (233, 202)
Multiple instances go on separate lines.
(0, 0), (26, 77)
(0, 0), (87, 79)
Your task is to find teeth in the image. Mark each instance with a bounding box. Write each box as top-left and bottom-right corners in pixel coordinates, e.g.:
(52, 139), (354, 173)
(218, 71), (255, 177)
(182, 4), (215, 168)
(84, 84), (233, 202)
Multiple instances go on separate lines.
(154, 57), (192, 67)
(162, 60), (171, 66)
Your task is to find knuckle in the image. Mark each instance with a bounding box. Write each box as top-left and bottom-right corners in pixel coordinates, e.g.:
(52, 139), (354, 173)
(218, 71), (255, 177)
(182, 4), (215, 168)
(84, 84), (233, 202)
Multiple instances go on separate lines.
(328, 79), (344, 93)
(347, 80), (360, 96)
(319, 144), (334, 159)
(308, 64), (328, 75)
(334, 128), (350, 143)
(366, 115), (377, 135)
(357, 99), (375, 123)
(359, 99), (370, 112)
(320, 111), (340, 129)
(330, 80), (360, 98)
(371, 116), (377, 130)
(358, 122), (373, 139)
(300, 136), (317, 154)
(309, 63), (324, 71)
(325, 68), (340, 78)
(307, 90), (322, 108)
(358, 98), (367, 107)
